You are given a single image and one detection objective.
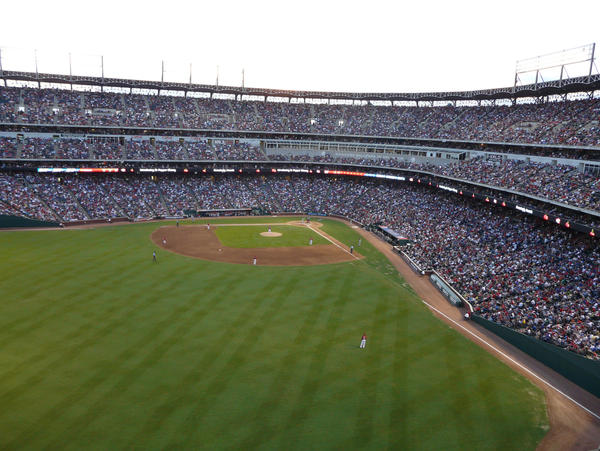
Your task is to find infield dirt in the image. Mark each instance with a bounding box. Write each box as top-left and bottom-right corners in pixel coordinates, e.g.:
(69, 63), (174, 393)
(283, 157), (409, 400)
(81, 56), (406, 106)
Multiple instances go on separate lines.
(151, 223), (361, 266)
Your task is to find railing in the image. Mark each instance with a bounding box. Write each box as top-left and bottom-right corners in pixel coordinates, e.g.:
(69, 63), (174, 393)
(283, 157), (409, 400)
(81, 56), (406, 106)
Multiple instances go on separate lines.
(429, 270), (472, 310)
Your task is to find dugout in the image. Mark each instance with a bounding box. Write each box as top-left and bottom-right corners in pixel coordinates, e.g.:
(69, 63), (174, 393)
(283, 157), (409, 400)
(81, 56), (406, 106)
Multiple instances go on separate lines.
(377, 226), (410, 245)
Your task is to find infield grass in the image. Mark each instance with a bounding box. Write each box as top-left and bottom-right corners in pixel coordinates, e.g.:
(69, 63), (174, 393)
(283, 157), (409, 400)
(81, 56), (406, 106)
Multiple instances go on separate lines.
(214, 224), (329, 248)
(0, 218), (548, 450)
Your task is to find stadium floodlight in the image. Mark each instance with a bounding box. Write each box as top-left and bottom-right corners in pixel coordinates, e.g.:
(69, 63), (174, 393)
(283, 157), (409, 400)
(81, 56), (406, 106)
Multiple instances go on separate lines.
(515, 43), (597, 88)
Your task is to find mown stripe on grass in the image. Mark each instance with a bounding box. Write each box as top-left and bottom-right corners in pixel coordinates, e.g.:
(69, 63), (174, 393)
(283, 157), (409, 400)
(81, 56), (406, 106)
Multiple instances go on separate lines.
(0, 293), (147, 410)
(127, 271), (289, 449)
(2, 271), (235, 449)
(350, 283), (393, 448)
(178, 273), (304, 449)
(228, 269), (343, 449)
(0, 260), (143, 348)
(275, 270), (355, 447)
(35, 273), (236, 450)
(388, 292), (410, 450)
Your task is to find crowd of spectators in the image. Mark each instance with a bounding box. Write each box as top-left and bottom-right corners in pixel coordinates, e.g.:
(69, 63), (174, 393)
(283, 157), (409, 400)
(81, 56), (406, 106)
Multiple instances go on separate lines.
(0, 136), (270, 162)
(155, 141), (188, 160)
(126, 141), (156, 160)
(0, 173), (57, 220)
(0, 137), (18, 158)
(268, 152), (600, 213)
(24, 174), (88, 220)
(2, 85), (599, 147)
(213, 142), (265, 161)
(93, 140), (123, 160)
(3, 133), (600, 213)
(57, 139), (92, 159)
(0, 172), (598, 357)
(21, 138), (55, 159)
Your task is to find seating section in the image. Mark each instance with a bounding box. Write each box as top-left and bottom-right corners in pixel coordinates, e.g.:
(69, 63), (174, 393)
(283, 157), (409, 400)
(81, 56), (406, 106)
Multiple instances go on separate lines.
(3, 136), (600, 212)
(2, 86), (599, 146)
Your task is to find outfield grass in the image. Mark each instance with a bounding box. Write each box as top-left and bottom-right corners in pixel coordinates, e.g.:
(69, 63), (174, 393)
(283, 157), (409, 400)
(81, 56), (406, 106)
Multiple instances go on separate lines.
(0, 219), (548, 450)
(215, 225), (329, 248)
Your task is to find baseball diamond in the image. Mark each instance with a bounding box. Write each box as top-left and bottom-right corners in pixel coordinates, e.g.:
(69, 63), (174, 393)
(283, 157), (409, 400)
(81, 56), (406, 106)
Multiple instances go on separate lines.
(0, 217), (552, 450)
(151, 222), (360, 265)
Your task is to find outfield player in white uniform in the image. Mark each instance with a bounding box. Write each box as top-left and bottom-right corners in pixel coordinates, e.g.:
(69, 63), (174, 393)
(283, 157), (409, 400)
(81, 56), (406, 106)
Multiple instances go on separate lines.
(360, 333), (367, 349)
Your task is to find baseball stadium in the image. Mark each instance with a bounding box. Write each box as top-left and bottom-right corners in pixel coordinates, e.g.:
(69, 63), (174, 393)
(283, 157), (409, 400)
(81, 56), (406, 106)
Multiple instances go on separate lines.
(2, 11), (600, 450)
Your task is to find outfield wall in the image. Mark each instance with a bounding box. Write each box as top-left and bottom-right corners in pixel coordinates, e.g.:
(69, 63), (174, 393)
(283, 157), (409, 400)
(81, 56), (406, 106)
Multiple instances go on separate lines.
(415, 254), (600, 397)
(62, 217), (130, 227)
(0, 215), (60, 229)
(471, 314), (600, 398)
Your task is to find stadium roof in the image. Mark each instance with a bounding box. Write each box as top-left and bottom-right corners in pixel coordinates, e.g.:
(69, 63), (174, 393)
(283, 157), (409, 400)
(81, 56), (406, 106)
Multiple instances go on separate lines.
(2, 70), (600, 102)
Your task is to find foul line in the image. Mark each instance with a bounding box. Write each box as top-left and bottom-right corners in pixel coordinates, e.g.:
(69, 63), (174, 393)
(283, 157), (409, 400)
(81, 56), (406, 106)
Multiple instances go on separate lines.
(306, 225), (360, 260)
(421, 299), (600, 421)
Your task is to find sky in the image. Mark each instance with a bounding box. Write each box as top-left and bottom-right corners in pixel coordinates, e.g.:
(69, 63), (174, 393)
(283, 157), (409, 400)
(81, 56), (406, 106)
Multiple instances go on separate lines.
(0, 0), (599, 93)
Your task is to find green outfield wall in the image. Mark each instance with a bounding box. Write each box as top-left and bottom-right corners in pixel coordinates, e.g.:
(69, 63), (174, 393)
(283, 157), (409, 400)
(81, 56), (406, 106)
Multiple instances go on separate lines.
(0, 215), (60, 229)
(471, 314), (600, 398)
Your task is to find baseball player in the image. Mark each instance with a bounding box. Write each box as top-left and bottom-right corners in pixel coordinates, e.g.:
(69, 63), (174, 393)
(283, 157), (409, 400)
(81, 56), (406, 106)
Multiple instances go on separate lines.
(253, 256), (257, 265)
(350, 245), (354, 254)
(360, 333), (367, 349)
(358, 238), (362, 247)
(309, 238), (313, 245)
(153, 251), (157, 263)
(207, 223), (210, 231)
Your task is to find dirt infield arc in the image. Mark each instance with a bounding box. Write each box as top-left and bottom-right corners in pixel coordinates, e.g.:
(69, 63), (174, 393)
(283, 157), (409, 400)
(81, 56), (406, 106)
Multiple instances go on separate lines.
(151, 223), (361, 266)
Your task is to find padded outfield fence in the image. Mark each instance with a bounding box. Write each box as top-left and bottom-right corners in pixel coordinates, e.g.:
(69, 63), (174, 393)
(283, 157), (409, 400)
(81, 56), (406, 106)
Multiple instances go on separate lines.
(0, 215), (59, 229)
(392, 243), (600, 398)
(471, 314), (600, 398)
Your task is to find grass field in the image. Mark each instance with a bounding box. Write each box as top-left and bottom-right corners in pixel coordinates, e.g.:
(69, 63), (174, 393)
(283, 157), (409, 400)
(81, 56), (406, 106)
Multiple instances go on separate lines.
(0, 217), (548, 450)
(214, 224), (329, 248)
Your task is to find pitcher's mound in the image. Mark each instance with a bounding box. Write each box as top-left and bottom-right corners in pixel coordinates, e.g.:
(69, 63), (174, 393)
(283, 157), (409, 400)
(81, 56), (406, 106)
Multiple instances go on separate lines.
(260, 231), (282, 237)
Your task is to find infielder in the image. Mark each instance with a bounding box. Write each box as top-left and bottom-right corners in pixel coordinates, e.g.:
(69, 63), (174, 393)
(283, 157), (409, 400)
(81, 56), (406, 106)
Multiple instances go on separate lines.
(153, 251), (157, 262)
(253, 256), (257, 265)
(360, 333), (367, 349)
